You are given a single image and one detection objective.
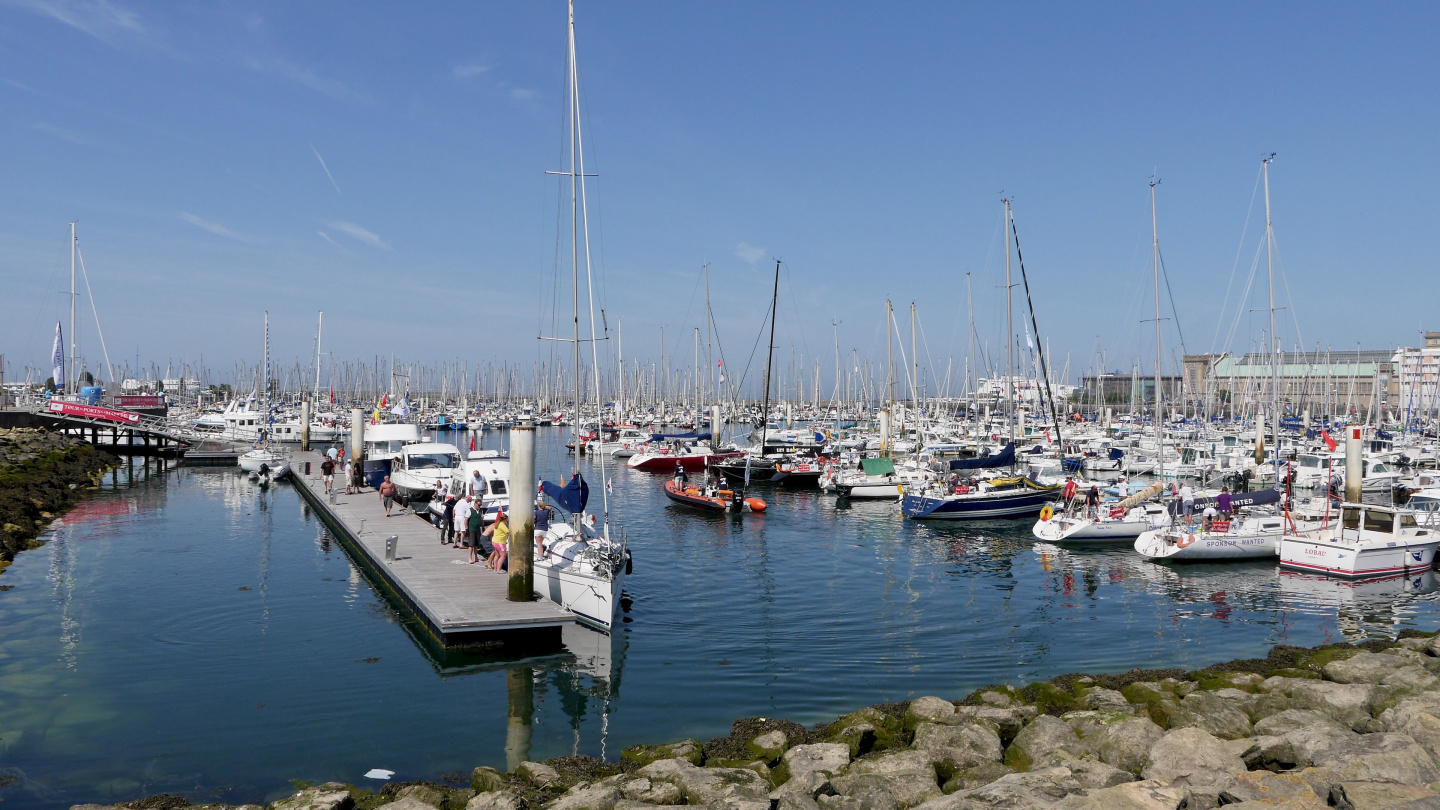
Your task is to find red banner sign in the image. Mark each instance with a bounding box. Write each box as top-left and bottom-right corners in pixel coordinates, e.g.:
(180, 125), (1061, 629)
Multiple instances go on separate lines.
(47, 400), (142, 424)
(115, 395), (165, 408)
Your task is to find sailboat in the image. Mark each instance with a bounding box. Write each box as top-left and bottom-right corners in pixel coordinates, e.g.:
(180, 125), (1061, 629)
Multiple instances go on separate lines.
(533, 0), (629, 631)
(902, 200), (1060, 520)
(238, 312), (291, 479)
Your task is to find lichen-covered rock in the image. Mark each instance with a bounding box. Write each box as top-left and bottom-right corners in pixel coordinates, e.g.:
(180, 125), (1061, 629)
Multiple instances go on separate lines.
(749, 730), (790, 763)
(780, 743), (854, 783)
(1263, 678), (1378, 730)
(1243, 723), (1357, 771)
(472, 768), (508, 794)
(637, 758), (771, 806)
(1325, 652), (1416, 684)
(954, 705), (1034, 744)
(620, 740), (704, 768)
(1141, 728), (1245, 787)
(1329, 780), (1438, 809)
(1254, 708), (1350, 737)
(1217, 771), (1320, 806)
(466, 792), (524, 810)
(847, 751), (935, 778)
(828, 709), (902, 755)
(1062, 710), (1138, 742)
(911, 721), (1003, 776)
(617, 777), (682, 805)
(905, 697), (956, 728)
(391, 785), (447, 809)
(1029, 750), (1133, 790)
(1049, 779), (1184, 810)
(1380, 694), (1440, 751)
(544, 786), (621, 810)
(1003, 715), (1085, 771)
(939, 766), (1083, 807)
(939, 763), (1013, 794)
(1311, 732), (1440, 787)
(831, 772), (941, 809)
(518, 762), (562, 789)
(1168, 690), (1254, 740)
(1087, 716), (1165, 775)
(273, 783), (356, 810)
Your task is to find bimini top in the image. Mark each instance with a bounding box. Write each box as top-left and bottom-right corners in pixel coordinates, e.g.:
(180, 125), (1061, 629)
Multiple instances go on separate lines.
(650, 432), (711, 442)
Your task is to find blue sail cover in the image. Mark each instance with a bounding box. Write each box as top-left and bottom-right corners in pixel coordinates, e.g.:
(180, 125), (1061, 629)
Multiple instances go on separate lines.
(1108, 447), (1125, 460)
(650, 432), (711, 442)
(949, 442), (1016, 471)
(541, 474), (589, 513)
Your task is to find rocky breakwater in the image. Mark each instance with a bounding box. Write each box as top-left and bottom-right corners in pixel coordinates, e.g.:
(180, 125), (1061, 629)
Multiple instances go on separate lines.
(0, 427), (117, 571)
(74, 633), (1440, 810)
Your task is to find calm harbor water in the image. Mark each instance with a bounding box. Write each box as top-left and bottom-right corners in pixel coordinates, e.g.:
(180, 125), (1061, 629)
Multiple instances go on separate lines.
(2, 428), (1438, 808)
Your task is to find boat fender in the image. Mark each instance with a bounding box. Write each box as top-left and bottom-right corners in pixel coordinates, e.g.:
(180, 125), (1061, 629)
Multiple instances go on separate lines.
(1039, 505), (1054, 522)
(745, 497), (767, 512)
(625, 549), (633, 576)
(1176, 534), (1196, 549)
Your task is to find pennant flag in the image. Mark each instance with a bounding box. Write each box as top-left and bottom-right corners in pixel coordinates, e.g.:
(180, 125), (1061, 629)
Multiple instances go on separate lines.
(51, 322), (64, 390)
(329, 385), (334, 405)
(1322, 430), (1337, 452)
(469, 435), (476, 451)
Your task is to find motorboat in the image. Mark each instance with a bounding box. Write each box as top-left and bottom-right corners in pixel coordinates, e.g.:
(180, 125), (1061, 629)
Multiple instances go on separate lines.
(431, 449), (512, 524)
(625, 432), (742, 472)
(387, 441), (462, 501)
(1280, 502), (1440, 579)
(662, 479), (766, 513)
(239, 445), (290, 479)
(360, 423), (423, 488)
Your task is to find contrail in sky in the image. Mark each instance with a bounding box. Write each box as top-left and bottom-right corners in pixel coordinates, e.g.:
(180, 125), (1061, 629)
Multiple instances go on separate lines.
(310, 144), (342, 195)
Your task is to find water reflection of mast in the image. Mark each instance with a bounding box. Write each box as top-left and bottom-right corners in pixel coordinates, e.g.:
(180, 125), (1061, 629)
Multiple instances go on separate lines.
(48, 519), (80, 669)
(258, 479), (273, 632)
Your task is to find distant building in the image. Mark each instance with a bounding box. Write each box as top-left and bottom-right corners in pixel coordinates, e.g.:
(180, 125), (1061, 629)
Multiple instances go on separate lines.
(1183, 349), (1397, 416)
(1077, 371), (1184, 409)
(1393, 332), (1440, 418)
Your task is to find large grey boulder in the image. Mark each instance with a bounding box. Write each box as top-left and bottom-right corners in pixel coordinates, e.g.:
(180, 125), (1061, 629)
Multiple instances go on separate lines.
(467, 793), (524, 810)
(1255, 708), (1351, 737)
(1264, 677), (1378, 730)
(273, 784), (355, 810)
(377, 797), (439, 810)
(1087, 716), (1165, 775)
(518, 761), (563, 788)
(638, 758), (773, 806)
(912, 721), (1003, 774)
(1244, 723), (1357, 771)
(1218, 771), (1320, 806)
(847, 751), (936, 778)
(831, 772), (942, 809)
(781, 743), (854, 782)
(1075, 688), (1133, 715)
(1168, 691), (1254, 740)
(1331, 781), (1439, 809)
(1383, 665), (1440, 693)
(1325, 652), (1414, 684)
(1141, 728), (1246, 787)
(955, 705), (1035, 744)
(1049, 780), (1185, 810)
(750, 729), (791, 763)
(1004, 715), (1086, 771)
(1030, 750), (1134, 790)
(544, 786), (622, 810)
(906, 697), (957, 727)
(1381, 695), (1440, 750)
(1312, 732), (1440, 786)
(621, 739), (705, 768)
(941, 766), (1084, 808)
(618, 777), (682, 805)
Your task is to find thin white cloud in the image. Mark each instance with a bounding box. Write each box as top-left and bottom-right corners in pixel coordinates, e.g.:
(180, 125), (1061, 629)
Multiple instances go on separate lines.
(244, 55), (366, 103)
(326, 220), (389, 249)
(7, 0), (144, 42)
(510, 87), (537, 100)
(309, 144), (341, 195)
(33, 122), (86, 144)
(735, 242), (765, 264)
(180, 212), (248, 242)
(453, 63), (490, 79)
(317, 231), (344, 250)
(3, 78), (41, 95)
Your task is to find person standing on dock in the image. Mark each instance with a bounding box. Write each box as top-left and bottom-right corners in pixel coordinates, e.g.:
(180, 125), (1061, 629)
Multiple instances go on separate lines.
(483, 511), (508, 572)
(379, 476), (398, 517)
(321, 456), (335, 493)
(469, 496), (490, 562)
(350, 460), (364, 495)
(452, 492), (471, 549)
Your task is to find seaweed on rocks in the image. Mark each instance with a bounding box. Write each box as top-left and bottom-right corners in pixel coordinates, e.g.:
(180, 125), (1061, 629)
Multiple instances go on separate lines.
(0, 428), (117, 571)
(703, 716), (817, 762)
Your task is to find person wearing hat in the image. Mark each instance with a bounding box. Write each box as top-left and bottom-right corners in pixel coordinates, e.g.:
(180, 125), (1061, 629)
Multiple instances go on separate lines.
(1116, 476), (1130, 499)
(483, 511), (509, 572)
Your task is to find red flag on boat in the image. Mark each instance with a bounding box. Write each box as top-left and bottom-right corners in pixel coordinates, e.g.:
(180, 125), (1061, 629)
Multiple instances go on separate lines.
(1322, 430), (1337, 452)
(469, 435), (476, 451)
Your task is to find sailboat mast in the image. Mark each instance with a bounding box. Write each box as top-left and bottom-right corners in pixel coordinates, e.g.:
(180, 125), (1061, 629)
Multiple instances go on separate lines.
(1004, 199), (1016, 454)
(569, 0), (582, 474)
(1263, 154), (1279, 460)
(760, 260), (780, 461)
(313, 311), (324, 403)
(1151, 178), (1164, 481)
(69, 221), (77, 393)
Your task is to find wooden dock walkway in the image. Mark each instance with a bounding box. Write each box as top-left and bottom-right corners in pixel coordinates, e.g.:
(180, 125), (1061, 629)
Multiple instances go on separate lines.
(288, 450), (574, 649)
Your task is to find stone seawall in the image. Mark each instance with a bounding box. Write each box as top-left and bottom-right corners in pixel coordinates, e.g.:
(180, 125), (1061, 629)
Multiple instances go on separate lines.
(0, 427), (118, 571)
(69, 631), (1440, 810)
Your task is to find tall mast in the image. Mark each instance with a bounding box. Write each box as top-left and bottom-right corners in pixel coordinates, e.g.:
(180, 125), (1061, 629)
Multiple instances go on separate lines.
(1263, 154), (1279, 460)
(69, 221), (77, 392)
(966, 272), (975, 405)
(617, 318), (624, 422)
(1151, 177), (1164, 481)
(313, 311), (324, 403)
(886, 300), (894, 410)
(911, 302), (919, 413)
(1004, 199), (1016, 454)
(760, 260), (781, 458)
(569, 0), (581, 473)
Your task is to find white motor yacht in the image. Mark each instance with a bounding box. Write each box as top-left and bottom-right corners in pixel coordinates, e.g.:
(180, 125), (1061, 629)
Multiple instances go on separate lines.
(239, 445), (290, 479)
(388, 441), (461, 502)
(432, 450), (512, 524)
(360, 423), (423, 489)
(1280, 502), (1440, 579)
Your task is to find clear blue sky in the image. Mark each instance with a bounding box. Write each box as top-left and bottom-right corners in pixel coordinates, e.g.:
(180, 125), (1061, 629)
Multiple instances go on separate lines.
(2, 1), (1436, 390)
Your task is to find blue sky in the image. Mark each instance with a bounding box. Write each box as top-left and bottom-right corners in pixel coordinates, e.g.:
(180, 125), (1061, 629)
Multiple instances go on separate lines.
(1, 1), (1437, 391)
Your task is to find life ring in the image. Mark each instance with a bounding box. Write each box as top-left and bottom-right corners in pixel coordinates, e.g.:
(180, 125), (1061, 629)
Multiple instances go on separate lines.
(1039, 505), (1054, 522)
(1176, 534), (1196, 549)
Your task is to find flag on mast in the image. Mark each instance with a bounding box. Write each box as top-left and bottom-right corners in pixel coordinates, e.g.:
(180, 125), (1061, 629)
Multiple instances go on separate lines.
(51, 322), (64, 390)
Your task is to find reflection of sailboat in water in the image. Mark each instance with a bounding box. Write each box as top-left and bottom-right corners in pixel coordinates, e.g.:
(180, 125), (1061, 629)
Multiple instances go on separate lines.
(257, 478), (274, 633)
(47, 519), (82, 670)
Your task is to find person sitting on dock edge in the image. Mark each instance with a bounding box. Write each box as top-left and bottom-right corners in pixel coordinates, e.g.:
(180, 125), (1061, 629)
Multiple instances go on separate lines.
(379, 476), (398, 517)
